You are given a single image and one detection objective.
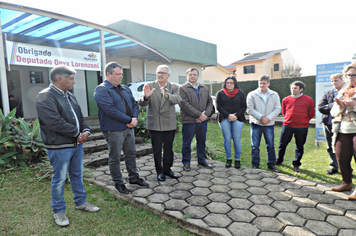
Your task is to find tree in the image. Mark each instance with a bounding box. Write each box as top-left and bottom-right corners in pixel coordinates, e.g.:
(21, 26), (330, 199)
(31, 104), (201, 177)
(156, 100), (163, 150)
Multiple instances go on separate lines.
(280, 63), (302, 78)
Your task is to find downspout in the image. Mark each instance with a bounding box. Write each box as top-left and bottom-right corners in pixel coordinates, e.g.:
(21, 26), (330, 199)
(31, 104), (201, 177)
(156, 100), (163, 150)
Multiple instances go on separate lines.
(0, 14), (10, 115)
(100, 30), (106, 80)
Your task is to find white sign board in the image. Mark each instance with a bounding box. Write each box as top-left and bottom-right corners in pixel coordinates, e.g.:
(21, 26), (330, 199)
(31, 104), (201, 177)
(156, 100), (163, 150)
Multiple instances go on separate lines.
(6, 41), (101, 71)
(315, 61), (350, 141)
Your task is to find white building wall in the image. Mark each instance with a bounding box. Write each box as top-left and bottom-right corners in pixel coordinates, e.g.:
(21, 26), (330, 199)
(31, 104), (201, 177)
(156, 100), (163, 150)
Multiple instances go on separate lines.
(130, 58), (144, 82)
(72, 70), (88, 117)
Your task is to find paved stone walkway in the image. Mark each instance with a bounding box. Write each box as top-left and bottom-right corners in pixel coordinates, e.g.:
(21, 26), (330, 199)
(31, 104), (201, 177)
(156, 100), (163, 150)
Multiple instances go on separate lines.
(88, 154), (356, 236)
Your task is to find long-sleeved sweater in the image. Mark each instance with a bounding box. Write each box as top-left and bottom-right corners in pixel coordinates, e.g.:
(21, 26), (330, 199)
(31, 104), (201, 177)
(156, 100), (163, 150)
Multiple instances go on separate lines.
(282, 94), (315, 128)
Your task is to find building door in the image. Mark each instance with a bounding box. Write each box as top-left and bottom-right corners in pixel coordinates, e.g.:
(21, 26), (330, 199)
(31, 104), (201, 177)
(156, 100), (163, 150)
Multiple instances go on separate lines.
(86, 71), (102, 116)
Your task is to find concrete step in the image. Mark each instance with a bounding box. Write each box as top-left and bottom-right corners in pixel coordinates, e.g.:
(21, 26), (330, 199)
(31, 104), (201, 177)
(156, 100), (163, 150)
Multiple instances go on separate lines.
(83, 142), (153, 167)
(83, 136), (145, 154)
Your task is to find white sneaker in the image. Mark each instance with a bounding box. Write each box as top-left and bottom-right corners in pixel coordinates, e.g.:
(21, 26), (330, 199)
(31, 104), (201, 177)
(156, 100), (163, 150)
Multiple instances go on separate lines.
(75, 202), (100, 212)
(53, 212), (69, 227)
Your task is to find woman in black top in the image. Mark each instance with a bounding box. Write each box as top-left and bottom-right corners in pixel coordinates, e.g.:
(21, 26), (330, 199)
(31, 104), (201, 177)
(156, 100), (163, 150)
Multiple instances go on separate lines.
(216, 76), (247, 168)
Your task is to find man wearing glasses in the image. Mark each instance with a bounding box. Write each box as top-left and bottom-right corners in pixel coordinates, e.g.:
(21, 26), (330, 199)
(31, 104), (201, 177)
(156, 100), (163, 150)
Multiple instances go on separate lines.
(138, 65), (182, 181)
(246, 75), (281, 172)
(317, 74), (344, 175)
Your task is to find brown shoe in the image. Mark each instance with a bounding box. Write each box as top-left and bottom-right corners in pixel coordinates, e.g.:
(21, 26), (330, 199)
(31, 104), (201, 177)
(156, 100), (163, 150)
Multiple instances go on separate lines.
(331, 182), (353, 192)
(183, 164), (191, 171)
(198, 162), (212, 168)
(348, 189), (356, 200)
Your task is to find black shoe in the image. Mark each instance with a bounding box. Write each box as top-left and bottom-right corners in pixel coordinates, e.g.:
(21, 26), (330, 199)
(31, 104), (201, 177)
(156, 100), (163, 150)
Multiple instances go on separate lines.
(253, 166), (259, 169)
(198, 162), (212, 168)
(294, 166), (300, 173)
(164, 171), (179, 179)
(235, 161), (241, 169)
(326, 169), (338, 175)
(226, 160), (232, 168)
(268, 166), (280, 172)
(157, 173), (166, 181)
(115, 184), (130, 194)
(129, 178), (149, 187)
(275, 160), (283, 165)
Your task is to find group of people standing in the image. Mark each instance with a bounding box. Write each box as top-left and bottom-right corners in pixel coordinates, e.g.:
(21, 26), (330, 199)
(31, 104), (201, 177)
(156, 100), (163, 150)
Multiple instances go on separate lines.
(35, 62), (356, 227)
(217, 75), (315, 174)
(318, 63), (356, 200)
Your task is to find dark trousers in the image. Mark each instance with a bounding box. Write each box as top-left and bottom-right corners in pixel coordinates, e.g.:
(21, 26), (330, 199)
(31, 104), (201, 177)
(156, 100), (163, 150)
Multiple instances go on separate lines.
(277, 125), (308, 167)
(149, 130), (176, 175)
(335, 133), (356, 184)
(323, 124), (338, 171)
(182, 121), (208, 165)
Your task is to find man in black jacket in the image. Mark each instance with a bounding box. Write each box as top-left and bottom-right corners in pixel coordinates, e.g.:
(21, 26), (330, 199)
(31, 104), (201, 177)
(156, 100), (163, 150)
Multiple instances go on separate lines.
(36, 66), (99, 227)
(317, 73), (344, 175)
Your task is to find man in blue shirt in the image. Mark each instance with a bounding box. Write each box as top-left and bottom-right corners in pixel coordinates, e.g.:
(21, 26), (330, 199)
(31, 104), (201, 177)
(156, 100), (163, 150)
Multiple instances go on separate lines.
(94, 62), (148, 194)
(317, 73), (344, 174)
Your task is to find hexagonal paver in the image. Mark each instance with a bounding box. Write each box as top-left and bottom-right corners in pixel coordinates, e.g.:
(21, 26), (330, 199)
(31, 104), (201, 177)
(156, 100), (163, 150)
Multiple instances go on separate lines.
(183, 206), (209, 219)
(227, 198), (253, 209)
(277, 175), (297, 182)
(276, 212), (306, 226)
(228, 175), (247, 182)
(227, 209), (256, 223)
(194, 174), (213, 180)
(245, 179), (266, 187)
(206, 202), (232, 214)
(193, 180), (213, 188)
(147, 203), (165, 212)
(186, 195), (210, 206)
(211, 177), (231, 185)
(178, 176), (196, 182)
(197, 168), (214, 174)
(228, 182), (249, 190)
(263, 183), (286, 192)
(165, 210), (184, 219)
(291, 197), (317, 207)
(246, 186), (269, 195)
(281, 182), (302, 189)
(190, 187), (212, 196)
(228, 222), (260, 236)
(208, 192), (231, 202)
(252, 217), (284, 231)
(204, 213), (232, 227)
(304, 220), (338, 235)
(244, 174), (262, 180)
(174, 182), (195, 191)
(210, 184), (231, 193)
(248, 195), (273, 205)
(282, 226), (316, 236)
(285, 188), (309, 197)
(268, 191), (291, 201)
(164, 199), (188, 210)
(182, 170), (199, 176)
(316, 203), (346, 215)
(301, 186), (324, 194)
(132, 188), (154, 197)
(308, 193), (335, 204)
(345, 210), (356, 221)
(260, 177), (281, 184)
(338, 229), (356, 236)
(334, 200), (356, 210)
(187, 219), (209, 228)
(213, 171), (230, 178)
(326, 215), (356, 228)
(169, 190), (191, 200)
(250, 205), (278, 217)
(147, 193), (170, 203)
(228, 189), (251, 198)
(297, 208), (326, 220)
(272, 200), (299, 213)
(295, 179), (316, 186)
(153, 185), (175, 194)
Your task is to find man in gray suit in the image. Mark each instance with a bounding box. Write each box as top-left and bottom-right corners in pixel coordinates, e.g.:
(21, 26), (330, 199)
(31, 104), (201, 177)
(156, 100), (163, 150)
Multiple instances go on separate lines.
(138, 65), (182, 181)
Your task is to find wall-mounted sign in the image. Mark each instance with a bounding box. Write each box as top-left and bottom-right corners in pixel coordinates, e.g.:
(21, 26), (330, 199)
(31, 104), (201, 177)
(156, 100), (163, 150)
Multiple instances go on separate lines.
(6, 41), (101, 71)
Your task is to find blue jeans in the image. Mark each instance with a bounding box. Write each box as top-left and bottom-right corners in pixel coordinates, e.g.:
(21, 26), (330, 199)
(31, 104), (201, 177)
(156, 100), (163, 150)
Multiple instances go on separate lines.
(182, 121), (208, 164)
(250, 123), (276, 168)
(277, 125), (308, 167)
(47, 144), (87, 213)
(103, 129), (139, 185)
(219, 119), (244, 161)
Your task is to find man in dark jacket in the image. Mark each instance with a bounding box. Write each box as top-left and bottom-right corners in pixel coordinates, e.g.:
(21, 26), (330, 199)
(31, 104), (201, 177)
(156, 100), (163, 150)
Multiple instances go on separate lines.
(317, 73), (344, 174)
(179, 68), (214, 171)
(94, 62), (148, 194)
(36, 65), (99, 227)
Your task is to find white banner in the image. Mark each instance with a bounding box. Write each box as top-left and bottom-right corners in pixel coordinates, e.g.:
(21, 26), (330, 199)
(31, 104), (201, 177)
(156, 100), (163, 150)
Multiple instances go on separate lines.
(6, 41), (101, 71)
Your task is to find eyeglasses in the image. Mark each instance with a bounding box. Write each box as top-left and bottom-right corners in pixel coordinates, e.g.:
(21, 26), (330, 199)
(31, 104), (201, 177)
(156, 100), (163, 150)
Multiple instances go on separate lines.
(346, 74), (356, 79)
(157, 72), (168, 75)
(225, 82), (234, 85)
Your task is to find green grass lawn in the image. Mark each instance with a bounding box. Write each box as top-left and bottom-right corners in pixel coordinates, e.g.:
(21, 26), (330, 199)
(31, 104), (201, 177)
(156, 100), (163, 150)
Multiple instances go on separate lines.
(0, 169), (194, 235)
(174, 122), (356, 185)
